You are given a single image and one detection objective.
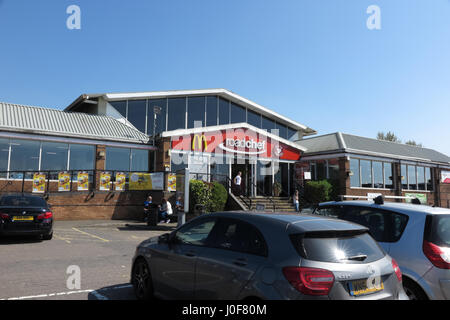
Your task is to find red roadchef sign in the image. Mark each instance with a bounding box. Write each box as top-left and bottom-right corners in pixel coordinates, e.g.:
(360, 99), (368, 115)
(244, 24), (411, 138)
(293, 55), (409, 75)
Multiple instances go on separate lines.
(171, 128), (302, 161)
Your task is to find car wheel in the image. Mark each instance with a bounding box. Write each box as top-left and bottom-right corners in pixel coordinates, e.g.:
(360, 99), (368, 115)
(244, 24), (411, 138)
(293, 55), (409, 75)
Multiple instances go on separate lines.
(403, 279), (428, 300)
(42, 232), (53, 240)
(132, 258), (153, 300)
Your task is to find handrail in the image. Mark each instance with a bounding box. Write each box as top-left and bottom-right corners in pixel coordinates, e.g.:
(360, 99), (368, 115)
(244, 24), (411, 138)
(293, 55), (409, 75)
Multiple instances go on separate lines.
(246, 179), (276, 211)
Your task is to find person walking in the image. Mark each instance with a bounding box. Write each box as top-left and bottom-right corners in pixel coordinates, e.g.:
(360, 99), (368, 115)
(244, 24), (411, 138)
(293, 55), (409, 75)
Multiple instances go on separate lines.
(293, 190), (300, 212)
(158, 198), (173, 224)
(233, 171), (242, 196)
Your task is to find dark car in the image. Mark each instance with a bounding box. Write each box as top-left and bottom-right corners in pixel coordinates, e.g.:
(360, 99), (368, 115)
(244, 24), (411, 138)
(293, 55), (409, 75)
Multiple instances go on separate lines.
(0, 194), (53, 240)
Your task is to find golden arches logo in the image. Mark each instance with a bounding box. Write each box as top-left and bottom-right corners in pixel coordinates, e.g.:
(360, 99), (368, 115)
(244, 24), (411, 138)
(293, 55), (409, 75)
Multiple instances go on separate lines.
(192, 134), (208, 152)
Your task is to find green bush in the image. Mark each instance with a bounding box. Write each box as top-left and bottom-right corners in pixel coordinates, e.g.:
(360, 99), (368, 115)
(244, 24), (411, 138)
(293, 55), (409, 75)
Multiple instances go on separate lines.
(189, 180), (228, 213)
(210, 182), (228, 212)
(304, 180), (333, 204)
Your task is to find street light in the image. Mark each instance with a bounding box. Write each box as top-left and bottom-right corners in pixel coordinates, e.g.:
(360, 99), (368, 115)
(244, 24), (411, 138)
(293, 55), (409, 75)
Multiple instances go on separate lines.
(153, 106), (162, 147)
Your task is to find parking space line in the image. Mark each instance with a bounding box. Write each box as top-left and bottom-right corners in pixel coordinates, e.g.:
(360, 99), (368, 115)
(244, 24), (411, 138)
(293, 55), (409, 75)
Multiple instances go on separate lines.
(53, 234), (71, 244)
(1, 289), (94, 300)
(71, 227), (110, 242)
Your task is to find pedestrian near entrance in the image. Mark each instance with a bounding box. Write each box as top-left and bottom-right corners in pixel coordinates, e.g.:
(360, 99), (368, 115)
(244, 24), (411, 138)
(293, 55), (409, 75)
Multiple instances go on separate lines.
(293, 190), (300, 212)
(143, 195), (153, 222)
(158, 199), (173, 224)
(233, 171), (242, 196)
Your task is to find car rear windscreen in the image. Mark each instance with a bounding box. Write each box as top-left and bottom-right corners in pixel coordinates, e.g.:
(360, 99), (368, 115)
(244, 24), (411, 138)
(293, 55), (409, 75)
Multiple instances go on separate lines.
(424, 214), (450, 247)
(290, 231), (385, 264)
(0, 196), (47, 207)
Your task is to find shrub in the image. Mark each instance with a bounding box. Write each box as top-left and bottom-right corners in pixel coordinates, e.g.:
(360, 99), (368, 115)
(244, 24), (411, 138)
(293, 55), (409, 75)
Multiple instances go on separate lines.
(304, 180), (333, 204)
(189, 180), (228, 213)
(210, 182), (228, 212)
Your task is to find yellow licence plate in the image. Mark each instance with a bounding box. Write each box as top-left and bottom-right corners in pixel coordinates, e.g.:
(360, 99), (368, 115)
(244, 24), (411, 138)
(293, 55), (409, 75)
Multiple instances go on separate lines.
(349, 279), (384, 296)
(13, 216), (34, 221)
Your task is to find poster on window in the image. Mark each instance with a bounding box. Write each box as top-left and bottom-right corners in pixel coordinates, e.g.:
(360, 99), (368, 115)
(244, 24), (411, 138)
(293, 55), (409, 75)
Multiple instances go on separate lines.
(441, 171), (450, 184)
(58, 172), (71, 192)
(77, 172), (89, 191)
(115, 172), (126, 191)
(32, 173), (46, 193)
(99, 172), (112, 191)
(405, 193), (427, 204)
(129, 172), (164, 190)
(168, 174), (176, 192)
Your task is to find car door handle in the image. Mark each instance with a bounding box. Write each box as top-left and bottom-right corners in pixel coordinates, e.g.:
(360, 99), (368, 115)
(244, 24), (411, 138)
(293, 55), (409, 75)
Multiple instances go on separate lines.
(233, 258), (247, 267)
(185, 251), (196, 257)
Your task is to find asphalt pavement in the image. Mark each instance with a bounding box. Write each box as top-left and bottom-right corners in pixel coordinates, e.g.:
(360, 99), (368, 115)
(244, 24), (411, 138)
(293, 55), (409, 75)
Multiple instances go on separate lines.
(0, 219), (177, 300)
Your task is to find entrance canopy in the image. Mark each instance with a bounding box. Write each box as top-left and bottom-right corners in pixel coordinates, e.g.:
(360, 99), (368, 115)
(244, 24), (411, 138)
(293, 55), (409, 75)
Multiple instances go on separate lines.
(163, 123), (305, 162)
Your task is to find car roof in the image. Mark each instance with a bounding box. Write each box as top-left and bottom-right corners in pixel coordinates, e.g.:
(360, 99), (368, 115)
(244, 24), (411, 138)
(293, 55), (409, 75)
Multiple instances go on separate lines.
(206, 211), (368, 233)
(319, 200), (450, 215)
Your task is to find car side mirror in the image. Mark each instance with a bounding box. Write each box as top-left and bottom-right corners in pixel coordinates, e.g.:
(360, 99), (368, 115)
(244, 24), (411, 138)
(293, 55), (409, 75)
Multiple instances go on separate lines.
(158, 233), (170, 244)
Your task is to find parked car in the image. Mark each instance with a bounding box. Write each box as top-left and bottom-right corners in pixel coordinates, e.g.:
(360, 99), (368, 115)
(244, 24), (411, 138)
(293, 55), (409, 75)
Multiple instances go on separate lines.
(131, 211), (407, 300)
(313, 199), (450, 300)
(0, 193), (53, 240)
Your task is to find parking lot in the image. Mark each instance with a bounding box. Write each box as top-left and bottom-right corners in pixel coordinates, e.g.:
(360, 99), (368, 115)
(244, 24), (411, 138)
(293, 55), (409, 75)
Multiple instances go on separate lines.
(0, 220), (176, 300)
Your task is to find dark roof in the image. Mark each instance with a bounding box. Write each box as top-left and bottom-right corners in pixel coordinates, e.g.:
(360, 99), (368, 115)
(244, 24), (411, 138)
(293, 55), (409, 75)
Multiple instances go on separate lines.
(299, 132), (450, 164)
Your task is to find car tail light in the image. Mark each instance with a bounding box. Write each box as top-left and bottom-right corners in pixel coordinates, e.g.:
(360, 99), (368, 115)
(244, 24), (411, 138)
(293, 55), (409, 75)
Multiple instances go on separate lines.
(37, 211), (53, 220)
(423, 241), (450, 269)
(391, 258), (402, 282)
(0, 213), (9, 219)
(282, 267), (335, 296)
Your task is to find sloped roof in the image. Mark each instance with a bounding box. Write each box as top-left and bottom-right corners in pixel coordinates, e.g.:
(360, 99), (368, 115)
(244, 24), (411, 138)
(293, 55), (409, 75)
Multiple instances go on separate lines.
(0, 102), (150, 144)
(299, 132), (450, 164)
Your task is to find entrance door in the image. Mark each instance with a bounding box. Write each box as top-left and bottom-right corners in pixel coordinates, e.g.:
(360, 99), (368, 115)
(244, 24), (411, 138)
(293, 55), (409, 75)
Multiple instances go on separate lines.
(231, 160), (250, 196)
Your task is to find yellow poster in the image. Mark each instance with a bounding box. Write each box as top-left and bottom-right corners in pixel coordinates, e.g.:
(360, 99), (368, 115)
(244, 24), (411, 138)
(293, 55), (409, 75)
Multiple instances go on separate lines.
(129, 173), (152, 190)
(168, 174), (176, 192)
(58, 172), (71, 192)
(99, 172), (112, 191)
(115, 172), (126, 191)
(33, 173), (46, 193)
(77, 172), (89, 191)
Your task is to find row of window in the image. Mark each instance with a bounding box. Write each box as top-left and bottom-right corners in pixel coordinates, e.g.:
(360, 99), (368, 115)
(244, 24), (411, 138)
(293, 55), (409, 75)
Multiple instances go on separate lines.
(0, 138), (152, 175)
(350, 158), (433, 191)
(109, 96), (299, 141)
(309, 159), (340, 181)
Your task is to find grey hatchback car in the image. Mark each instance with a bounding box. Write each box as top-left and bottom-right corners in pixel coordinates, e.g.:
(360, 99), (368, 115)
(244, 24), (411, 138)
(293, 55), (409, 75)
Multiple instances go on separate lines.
(131, 212), (407, 300)
(313, 200), (450, 300)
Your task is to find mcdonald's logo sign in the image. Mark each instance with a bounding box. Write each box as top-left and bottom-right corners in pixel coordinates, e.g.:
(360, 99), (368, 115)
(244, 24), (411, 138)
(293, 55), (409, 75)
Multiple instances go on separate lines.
(192, 134), (208, 152)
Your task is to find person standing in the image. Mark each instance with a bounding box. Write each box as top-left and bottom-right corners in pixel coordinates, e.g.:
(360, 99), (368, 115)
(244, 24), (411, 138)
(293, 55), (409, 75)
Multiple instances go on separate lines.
(293, 190), (300, 212)
(143, 195), (153, 222)
(234, 171), (242, 196)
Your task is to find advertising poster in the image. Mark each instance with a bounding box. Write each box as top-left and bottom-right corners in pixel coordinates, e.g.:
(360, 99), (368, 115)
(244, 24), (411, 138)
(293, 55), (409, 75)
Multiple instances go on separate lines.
(58, 172), (71, 192)
(115, 172), (126, 191)
(405, 193), (427, 204)
(99, 172), (112, 191)
(441, 171), (450, 184)
(129, 172), (164, 190)
(168, 174), (177, 192)
(77, 172), (89, 191)
(32, 173), (46, 193)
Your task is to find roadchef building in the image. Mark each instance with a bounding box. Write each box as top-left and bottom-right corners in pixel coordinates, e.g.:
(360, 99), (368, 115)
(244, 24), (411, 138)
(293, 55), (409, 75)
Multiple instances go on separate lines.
(0, 89), (449, 220)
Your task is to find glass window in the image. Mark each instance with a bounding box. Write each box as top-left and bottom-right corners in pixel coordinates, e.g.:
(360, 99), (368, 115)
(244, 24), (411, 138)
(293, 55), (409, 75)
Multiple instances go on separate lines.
(373, 161), (383, 189)
(425, 167), (432, 191)
(287, 127), (298, 141)
(328, 159), (340, 180)
(210, 219), (268, 256)
(206, 96), (218, 127)
(230, 102), (246, 124)
(384, 163), (393, 189)
(247, 110), (261, 128)
(316, 161), (326, 180)
(41, 142), (69, 171)
(360, 160), (372, 188)
(174, 218), (217, 246)
(187, 96), (205, 129)
(131, 149), (149, 172)
(109, 101), (127, 118)
(314, 206), (344, 219)
(167, 98), (186, 131)
(218, 98), (229, 125)
(275, 122), (288, 139)
(408, 165), (417, 190)
(148, 99), (167, 136)
(9, 139), (40, 172)
(350, 158), (360, 187)
(261, 116), (276, 133)
(344, 207), (387, 242)
(106, 147), (130, 171)
(417, 166), (425, 190)
(127, 100), (147, 133)
(69, 144), (95, 170)
(0, 138), (9, 173)
(401, 164), (407, 189)
(0, 195), (47, 207)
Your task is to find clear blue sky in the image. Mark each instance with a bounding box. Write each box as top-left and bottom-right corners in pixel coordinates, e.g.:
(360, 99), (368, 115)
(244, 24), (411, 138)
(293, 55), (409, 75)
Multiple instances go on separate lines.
(1, 0), (449, 156)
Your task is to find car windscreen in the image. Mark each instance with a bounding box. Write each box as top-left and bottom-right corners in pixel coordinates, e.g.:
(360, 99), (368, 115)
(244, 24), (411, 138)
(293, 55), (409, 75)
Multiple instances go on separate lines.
(424, 214), (450, 247)
(290, 230), (385, 264)
(0, 196), (47, 207)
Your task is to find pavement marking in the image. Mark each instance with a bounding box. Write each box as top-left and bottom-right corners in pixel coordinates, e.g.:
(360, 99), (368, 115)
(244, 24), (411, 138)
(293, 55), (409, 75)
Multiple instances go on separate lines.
(0, 284), (133, 301)
(53, 234), (71, 244)
(71, 227), (110, 242)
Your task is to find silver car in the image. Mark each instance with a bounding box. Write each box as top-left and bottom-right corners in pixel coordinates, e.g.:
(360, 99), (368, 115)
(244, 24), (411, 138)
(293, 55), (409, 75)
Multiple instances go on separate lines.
(131, 212), (407, 300)
(313, 200), (450, 300)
